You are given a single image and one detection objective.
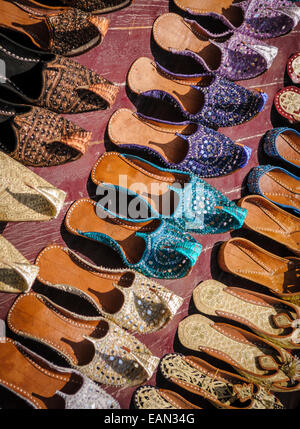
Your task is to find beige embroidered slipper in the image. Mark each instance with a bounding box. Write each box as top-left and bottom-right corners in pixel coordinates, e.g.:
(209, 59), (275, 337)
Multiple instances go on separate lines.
(193, 280), (300, 349)
(133, 385), (201, 409)
(178, 314), (300, 392)
(0, 235), (39, 293)
(159, 353), (284, 409)
(7, 293), (159, 387)
(35, 244), (183, 334)
(0, 151), (66, 222)
(238, 195), (300, 256)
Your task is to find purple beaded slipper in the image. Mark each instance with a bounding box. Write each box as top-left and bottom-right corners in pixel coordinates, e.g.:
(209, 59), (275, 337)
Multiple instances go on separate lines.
(173, 0), (300, 40)
(107, 108), (252, 178)
(127, 57), (267, 128)
(152, 13), (278, 81)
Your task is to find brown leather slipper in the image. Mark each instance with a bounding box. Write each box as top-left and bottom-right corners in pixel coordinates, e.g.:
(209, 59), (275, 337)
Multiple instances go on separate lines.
(238, 195), (300, 256)
(218, 237), (300, 304)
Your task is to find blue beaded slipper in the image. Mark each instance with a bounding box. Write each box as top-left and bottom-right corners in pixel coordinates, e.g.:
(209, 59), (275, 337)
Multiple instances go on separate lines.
(65, 198), (202, 279)
(247, 165), (300, 214)
(127, 57), (267, 128)
(91, 152), (248, 235)
(263, 127), (300, 170)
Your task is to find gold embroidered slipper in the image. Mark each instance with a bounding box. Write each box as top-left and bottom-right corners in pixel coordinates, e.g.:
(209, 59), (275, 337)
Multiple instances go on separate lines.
(159, 353), (284, 409)
(0, 151), (66, 222)
(238, 195), (300, 256)
(133, 385), (201, 409)
(7, 293), (159, 387)
(193, 280), (300, 349)
(178, 314), (300, 392)
(35, 244), (183, 334)
(218, 237), (300, 305)
(0, 235), (39, 293)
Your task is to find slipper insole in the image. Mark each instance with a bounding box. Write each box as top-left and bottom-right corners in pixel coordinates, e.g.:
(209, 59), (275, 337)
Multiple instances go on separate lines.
(93, 153), (186, 216)
(108, 109), (195, 164)
(242, 198), (300, 252)
(276, 132), (300, 167)
(128, 57), (205, 114)
(66, 199), (161, 264)
(260, 170), (300, 211)
(37, 246), (130, 314)
(153, 15), (221, 71)
(8, 294), (108, 365)
(0, 341), (70, 409)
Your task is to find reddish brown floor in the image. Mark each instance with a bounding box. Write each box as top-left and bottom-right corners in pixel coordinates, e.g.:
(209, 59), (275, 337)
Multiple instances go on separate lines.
(0, 0), (300, 410)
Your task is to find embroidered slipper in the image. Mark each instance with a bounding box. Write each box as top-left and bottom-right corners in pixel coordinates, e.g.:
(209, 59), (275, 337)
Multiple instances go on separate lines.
(274, 86), (300, 123)
(178, 314), (300, 392)
(133, 385), (200, 409)
(262, 127), (300, 170)
(159, 353), (284, 409)
(59, 0), (133, 14)
(107, 108), (252, 178)
(247, 165), (300, 215)
(0, 0), (109, 56)
(91, 152), (247, 235)
(0, 33), (119, 114)
(218, 237), (300, 305)
(127, 57), (267, 128)
(0, 151), (66, 222)
(0, 338), (120, 409)
(238, 195), (300, 256)
(0, 236), (39, 293)
(64, 198), (202, 279)
(193, 279), (300, 349)
(7, 293), (160, 387)
(173, 0), (300, 40)
(287, 52), (300, 84)
(35, 244), (183, 334)
(0, 102), (91, 167)
(152, 13), (278, 81)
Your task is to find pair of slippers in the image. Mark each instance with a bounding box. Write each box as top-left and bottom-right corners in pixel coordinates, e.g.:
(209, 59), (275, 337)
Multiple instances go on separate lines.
(274, 52), (300, 123)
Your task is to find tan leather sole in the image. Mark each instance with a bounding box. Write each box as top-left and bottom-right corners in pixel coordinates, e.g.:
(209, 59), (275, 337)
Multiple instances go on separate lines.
(238, 195), (300, 255)
(91, 151), (187, 216)
(218, 237), (300, 297)
(65, 198), (159, 264)
(258, 168), (300, 212)
(127, 56), (205, 114)
(0, 338), (72, 409)
(35, 244), (128, 314)
(274, 130), (300, 168)
(152, 13), (221, 71)
(108, 108), (196, 164)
